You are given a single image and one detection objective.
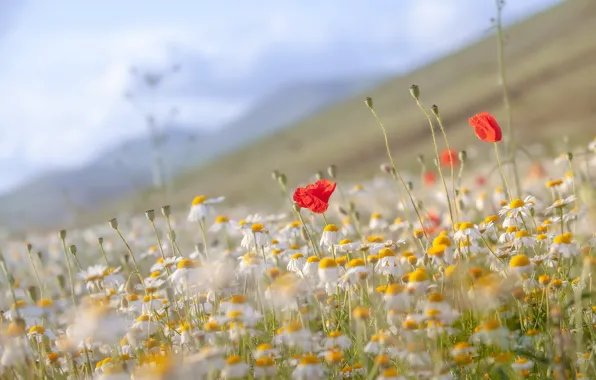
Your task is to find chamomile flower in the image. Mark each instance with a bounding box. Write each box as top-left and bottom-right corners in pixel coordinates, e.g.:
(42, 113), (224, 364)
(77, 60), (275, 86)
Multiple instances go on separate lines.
(292, 354), (326, 380)
(369, 213), (388, 230)
(187, 195), (225, 221)
(287, 253), (306, 273)
(499, 196), (535, 218)
(318, 258), (339, 283)
(509, 254), (533, 275)
(454, 222), (481, 241)
(550, 233), (578, 258)
(320, 224), (341, 248)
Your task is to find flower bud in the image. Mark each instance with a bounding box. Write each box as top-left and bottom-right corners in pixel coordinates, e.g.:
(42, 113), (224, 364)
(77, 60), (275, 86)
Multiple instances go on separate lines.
(431, 104), (439, 116)
(413, 229), (424, 239)
(26, 243), (32, 253)
(109, 218), (119, 229)
(69, 245), (77, 255)
(145, 209), (155, 221)
(37, 251), (42, 261)
(566, 152), (573, 161)
(59, 230), (67, 240)
(315, 171), (324, 181)
(354, 211), (361, 221)
(98, 237), (104, 245)
(271, 170), (280, 180)
(338, 207), (348, 216)
(161, 205), (171, 217)
(459, 150), (467, 163)
(408, 181), (414, 191)
(278, 173), (287, 187)
(293, 203), (301, 213)
(365, 97), (373, 109)
(416, 154), (424, 164)
(409, 85), (420, 100)
(327, 165), (337, 179)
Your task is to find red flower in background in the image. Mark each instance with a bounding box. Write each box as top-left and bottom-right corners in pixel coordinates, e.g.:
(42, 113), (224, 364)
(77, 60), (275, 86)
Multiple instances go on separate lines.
(423, 171), (436, 187)
(440, 149), (459, 168)
(476, 175), (487, 187)
(469, 112), (502, 143)
(293, 179), (337, 214)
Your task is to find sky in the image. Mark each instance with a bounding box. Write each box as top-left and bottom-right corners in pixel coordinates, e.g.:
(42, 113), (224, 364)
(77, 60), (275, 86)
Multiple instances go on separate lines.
(0, 0), (561, 192)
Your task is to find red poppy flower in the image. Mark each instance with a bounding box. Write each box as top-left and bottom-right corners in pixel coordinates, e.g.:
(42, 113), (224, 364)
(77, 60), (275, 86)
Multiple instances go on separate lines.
(469, 112), (502, 143)
(476, 175), (487, 187)
(423, 171), (436, 187)
(293, 179), (337, 214)
(440, 149), (459, 168)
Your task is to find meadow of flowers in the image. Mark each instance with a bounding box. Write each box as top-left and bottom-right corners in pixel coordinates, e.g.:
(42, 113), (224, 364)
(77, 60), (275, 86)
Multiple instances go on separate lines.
(1, 92), (596, 380)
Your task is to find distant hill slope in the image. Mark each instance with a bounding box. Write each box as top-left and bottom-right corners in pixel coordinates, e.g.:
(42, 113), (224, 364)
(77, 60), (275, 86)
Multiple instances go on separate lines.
(94, 0), (596, 220)
(0, 77), (380, 231)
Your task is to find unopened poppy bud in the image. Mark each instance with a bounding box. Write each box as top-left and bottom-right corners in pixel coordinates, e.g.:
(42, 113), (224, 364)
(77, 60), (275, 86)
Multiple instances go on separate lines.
(161, 205), (171, 217)
(431, 104), (439, 116)
(407, 181), (414, 191)
(28, 286), (39, 302)
(293, 203), (301, 212)
(338, 207), (348, 216)
(109, 218), (119, 229)
(354, 211), (360, 221)
(123, 254), (130, 264)
(69, 245), (77, 255)
(26, 243), (32, 253)
(37, 251), (42, 261)
(365, 97), (373, 109)
(278, 173), (287, 187)
(566, 152), (573, 161)
(530, 208), (535, 217)
(416, 154), (424, 164)
(327, 165), (337, 179)
(98, 237), (104, 245)
(417, 200), (424, 210)
(271, 170), (280, 180)
(409, 84), (420, 100)
(59, 230), (67, 240)
(145, 209), (155, 221)
(458, 199), (465, 211)
(459, 150), (467, 162)
(315, 171), (324, 181)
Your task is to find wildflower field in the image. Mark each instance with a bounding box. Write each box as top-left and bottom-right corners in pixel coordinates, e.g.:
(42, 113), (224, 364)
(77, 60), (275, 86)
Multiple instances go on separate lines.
(2, 3), (596, 380)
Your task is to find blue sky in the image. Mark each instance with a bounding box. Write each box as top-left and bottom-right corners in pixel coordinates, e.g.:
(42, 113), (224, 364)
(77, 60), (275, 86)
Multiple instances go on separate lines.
(0, 0), (560, 191)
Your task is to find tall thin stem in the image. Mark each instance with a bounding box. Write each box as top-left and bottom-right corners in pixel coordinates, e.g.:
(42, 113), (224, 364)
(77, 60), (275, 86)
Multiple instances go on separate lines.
(495, 0), (521, 196)
(365, 98), (429, 242)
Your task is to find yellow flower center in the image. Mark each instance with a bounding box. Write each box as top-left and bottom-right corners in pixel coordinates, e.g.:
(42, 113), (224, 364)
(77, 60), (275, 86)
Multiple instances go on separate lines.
(347, 258), (365, 268)
(177, 259), (197, 269)
(385, 283), (404, 295)
(509, 199), (525, 209)
(553, 234), (571, 244)
(319, 257), (338, 269)
(226, 355), (243, 365)
(339, 238), (353, 245)
(215, 215), (229, 223)
(251, 223), (265, 233)
(324, 224), (339, 232)
(515, 231), (530, 238)
(378, 248), (395, 258)
(300, 354), (319, 365)
(408, 269), (429, 283)
(509, 254), (530, 268)
(459, 222), (474, 231)
(306, 256), (320, 263)
(192, 195), (207, 205)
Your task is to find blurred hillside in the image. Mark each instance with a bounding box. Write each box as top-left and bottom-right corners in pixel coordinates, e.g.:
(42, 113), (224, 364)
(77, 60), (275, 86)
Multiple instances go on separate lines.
(0, 77), (380, 231)
(4, 0), (596, 232)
